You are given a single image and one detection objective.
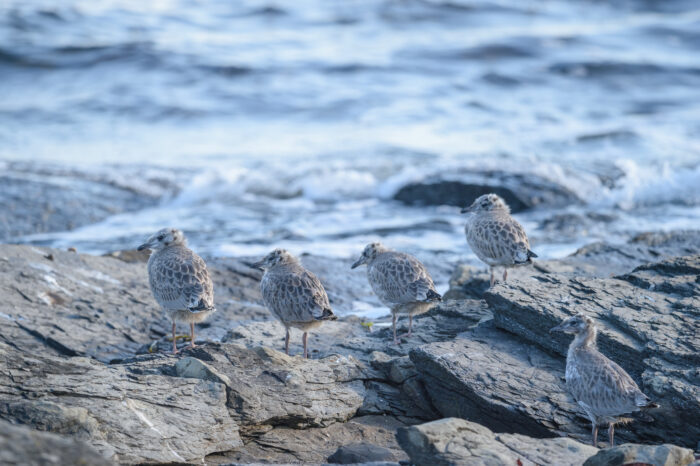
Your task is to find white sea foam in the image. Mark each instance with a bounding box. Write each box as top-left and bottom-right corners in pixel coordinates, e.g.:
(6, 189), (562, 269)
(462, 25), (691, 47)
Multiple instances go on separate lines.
(605, 161), (700, 209)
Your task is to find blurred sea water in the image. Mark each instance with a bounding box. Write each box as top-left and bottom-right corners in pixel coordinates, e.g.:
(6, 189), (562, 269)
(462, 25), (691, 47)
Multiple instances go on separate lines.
(1, 0), (699, 267)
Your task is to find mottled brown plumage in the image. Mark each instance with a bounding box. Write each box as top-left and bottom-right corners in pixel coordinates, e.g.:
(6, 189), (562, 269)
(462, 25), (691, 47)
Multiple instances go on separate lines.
(551, 314), (658, 447)
(462, 193), (536, 286)
(138, 228), (215, 353)
(254, 249), (336, 358)
(352, 242), (441, 345)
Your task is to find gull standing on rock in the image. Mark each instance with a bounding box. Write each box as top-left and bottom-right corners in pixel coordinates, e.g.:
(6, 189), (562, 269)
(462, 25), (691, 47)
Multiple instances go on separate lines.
(351, 242), (441, 345)
(550, 314), (658, 447)
(253, 249), (336, 358)
(461, 193), (537, 287)
(138, 228), (216, 354)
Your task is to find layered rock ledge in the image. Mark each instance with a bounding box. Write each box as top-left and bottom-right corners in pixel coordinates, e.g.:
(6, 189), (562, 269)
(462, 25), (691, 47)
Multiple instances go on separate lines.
(0, 234), (697, 464)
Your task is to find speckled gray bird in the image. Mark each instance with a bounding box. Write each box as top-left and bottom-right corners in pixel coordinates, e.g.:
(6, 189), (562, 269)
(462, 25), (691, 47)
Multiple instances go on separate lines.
(352, 242), (441, 345)
(550, 314), (658, 447)
(461, 193), (537, 287)
(138, 228), (216, 354)
(253, 249), (336, 358)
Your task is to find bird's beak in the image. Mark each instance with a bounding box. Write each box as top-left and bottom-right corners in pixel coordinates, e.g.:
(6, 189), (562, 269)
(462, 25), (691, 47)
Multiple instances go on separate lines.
(251, 260), (265, 270)
(351, 257), (364, 269)
(460, 206), (473, 214)
(549, 323), (564, 333)
(137, 242), (150, 251)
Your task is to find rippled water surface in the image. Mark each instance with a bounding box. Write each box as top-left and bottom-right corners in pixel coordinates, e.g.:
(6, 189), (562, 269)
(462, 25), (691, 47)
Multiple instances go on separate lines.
(1, 0), (699, 264)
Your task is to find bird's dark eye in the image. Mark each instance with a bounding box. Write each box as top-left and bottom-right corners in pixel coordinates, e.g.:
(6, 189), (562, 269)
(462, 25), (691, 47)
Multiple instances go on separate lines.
(157, 234), (165, 241)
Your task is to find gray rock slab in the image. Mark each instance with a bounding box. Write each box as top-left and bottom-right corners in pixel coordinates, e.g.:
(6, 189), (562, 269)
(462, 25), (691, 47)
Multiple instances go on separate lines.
(392, 171), (580, 212)
(583, 443), (695, 466)
(0, 342), (241, 464)
(174, 343), (367, 429)
(0, 165), (171, 242)
(216, 415), (409, 465)
(0, 245), (272, 362)
(0, 419), (115, 466)
(327, 443), (397, 464)
(396, 417), (598, 466)
(409, 324), (592, 442)
(484, 254), (700, 447)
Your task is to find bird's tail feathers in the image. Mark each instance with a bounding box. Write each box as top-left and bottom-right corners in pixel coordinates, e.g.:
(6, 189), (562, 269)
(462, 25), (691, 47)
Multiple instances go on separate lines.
(641, 400), (660, 410)
(426, 289), (442, 302)
(319, 308), (337, 321)
(188, 299), (216, 314)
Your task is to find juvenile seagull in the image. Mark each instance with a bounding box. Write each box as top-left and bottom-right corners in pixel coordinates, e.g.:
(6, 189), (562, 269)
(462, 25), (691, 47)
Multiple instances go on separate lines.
(351, 242), (441, 345)
(253, 249), (336, 358)
(138, 228), (215, 354)
(461, 193), (537, 287)
(550, 314), (658, 447)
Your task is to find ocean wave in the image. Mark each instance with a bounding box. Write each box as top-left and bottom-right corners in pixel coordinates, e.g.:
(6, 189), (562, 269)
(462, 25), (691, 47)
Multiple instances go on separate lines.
(549, 61), (700, 78)
(604, 161), (700, 209)
(0, 42), (158, 69)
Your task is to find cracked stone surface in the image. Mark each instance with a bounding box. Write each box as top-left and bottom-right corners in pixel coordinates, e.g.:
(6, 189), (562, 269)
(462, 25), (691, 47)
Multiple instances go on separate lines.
(1, 240), (697, 463)
(583, 443), (695, 466)
(483, 254), (700, 447)
(397, 417), (598, 466)
(0, 342), (241, 464)
(0, 418), (116, 466)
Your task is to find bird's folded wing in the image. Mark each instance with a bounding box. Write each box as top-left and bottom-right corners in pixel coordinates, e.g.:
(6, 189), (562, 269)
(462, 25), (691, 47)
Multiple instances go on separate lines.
(150, 252), (214, 312)
(573, 351), (643, 416)
(370, 254), (436, 304)
(261, 270), (331, 322)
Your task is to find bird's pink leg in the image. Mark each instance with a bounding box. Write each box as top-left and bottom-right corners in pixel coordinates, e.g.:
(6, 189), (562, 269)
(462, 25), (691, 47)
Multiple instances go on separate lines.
(303, 332), (309, 359)
(171, 321), (178, 354)
(608, 423), (614, 447)
(592, 424), (598, 448)
(503, 269), (508, 282)
(399, 314), (414, 339)
(490, 267), (495, 287)
(189, 322), (197, 349)
(392, 312), (400, 345)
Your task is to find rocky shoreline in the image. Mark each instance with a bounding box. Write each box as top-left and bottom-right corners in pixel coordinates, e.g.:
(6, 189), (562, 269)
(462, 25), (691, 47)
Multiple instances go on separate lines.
(0, 231), (698, 465)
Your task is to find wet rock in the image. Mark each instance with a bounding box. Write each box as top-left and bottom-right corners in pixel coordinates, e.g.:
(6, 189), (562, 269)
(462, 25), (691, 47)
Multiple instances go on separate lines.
(0, 163), (176, 242)
(396, 417), (598, 466)
(0, 245), (269, 362)
(222, 299), (489, 425)
(327, 442), (397, 464)
(392, 171), (579, 212)
(537, 211), (618, 243)
(539, 230), (700, 278)
(583, 443), (695, 466)
(484, 254), (700, 447)
(442, 264), (492, 300)
(409, 324), (591, 442)
(218, 415), (408, 465)
(0, 342), (241, 464)
(0, 245), (160, 362)
(224, 298), (489, 363)
(3, 241), (697, 463)
(175, 343), (367, 429)
(0, 419), (115, 466)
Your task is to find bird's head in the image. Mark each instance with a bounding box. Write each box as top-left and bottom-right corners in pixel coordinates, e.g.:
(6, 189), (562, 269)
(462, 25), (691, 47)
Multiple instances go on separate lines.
(252, 248), (296, 270)
(550, 313), (594, 335)
(351, 242), (387, 269)
(461, 193), (510, 214)
(137, 228), (186, 252)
